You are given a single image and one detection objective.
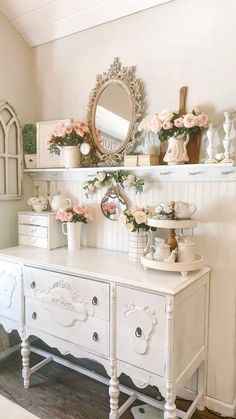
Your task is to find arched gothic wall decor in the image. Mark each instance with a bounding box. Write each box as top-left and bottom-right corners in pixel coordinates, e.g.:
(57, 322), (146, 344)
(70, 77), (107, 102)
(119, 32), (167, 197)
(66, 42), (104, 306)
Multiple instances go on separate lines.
(0, 101), (22, 200)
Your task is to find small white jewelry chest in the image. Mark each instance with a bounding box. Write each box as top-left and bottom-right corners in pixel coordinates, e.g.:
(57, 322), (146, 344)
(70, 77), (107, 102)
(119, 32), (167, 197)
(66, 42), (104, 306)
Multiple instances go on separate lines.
(18, 211), (66, 250)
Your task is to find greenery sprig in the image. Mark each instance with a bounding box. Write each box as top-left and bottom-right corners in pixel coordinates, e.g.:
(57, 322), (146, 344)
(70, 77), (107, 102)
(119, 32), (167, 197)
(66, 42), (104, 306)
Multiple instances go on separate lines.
(84, 170), (144, 197)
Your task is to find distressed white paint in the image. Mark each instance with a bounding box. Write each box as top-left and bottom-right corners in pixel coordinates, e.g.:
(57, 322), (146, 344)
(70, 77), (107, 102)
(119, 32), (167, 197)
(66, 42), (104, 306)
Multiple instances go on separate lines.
(0, 0), (174, 47)
(29, 174), (236, 415)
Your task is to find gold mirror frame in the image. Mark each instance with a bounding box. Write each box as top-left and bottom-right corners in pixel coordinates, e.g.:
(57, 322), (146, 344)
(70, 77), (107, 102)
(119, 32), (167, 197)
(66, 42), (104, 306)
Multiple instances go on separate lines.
(87, 57), (143, 166)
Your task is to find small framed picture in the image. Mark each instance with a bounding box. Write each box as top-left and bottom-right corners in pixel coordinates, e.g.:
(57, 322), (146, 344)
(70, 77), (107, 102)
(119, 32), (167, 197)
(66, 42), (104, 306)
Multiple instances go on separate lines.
(36, 119), (72, 168)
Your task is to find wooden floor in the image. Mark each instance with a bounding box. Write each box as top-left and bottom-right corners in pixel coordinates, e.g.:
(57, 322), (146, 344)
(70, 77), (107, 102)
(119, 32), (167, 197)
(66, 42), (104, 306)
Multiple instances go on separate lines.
(0, 350), (231, 419)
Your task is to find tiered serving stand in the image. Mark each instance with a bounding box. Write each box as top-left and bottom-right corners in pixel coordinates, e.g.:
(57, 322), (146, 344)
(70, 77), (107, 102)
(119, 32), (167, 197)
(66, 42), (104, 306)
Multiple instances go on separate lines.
(141, 218), (204, 277)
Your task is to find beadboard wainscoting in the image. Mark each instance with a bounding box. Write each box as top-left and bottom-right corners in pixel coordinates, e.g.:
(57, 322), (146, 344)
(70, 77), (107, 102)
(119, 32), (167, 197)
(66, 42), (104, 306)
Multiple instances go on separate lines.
(33, 177), (236, 416)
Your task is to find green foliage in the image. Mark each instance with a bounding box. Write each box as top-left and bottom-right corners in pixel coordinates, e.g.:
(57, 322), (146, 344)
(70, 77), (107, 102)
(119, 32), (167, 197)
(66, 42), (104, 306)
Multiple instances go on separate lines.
(22, 124), (36, 154)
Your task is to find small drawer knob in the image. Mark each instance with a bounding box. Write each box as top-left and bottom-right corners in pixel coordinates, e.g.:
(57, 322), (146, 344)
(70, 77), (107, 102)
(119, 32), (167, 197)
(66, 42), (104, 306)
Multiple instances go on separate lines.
(135, 327), (142, 338)
(32, 312), (37, 320)
(92, 296), (98, 306)
(92, 332), (99, 342)
(30, 281), (36, 289)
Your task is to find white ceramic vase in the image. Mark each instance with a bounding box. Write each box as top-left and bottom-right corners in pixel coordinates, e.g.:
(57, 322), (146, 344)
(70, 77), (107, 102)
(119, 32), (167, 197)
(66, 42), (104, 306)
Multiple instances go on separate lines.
(128, 230), (148, 262)
(163, 134), (189, 165)
(64, 146), (81, 168)
(62, 222), (81, 251)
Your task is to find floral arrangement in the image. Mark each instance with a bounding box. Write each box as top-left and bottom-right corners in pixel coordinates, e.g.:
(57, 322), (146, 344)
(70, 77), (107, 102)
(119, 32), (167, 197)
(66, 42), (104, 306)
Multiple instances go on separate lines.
(48, 121), (90, 155)
(155, 202), (175, 220)
(119, 206), (155, 232)
(27, 195), (48, 212)
(140, 108), (208, 142)
(84, 171), (144, 197)
(55, 205), (94, 223)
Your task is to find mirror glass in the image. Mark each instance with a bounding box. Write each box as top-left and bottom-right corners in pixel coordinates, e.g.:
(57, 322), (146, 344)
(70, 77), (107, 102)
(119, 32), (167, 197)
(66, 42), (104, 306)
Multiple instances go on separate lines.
(101, 186), (127, 221)
(94, 82), (132, 153)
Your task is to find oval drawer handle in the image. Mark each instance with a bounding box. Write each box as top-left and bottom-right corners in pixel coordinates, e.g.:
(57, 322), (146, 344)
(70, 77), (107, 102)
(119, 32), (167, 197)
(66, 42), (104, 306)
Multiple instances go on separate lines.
(92, 332), (99, 342)
(135, 327), (142, 338)
(30, 281), (36, 289)
(32, 312), (37, 320)
(92, 296), (98, 306)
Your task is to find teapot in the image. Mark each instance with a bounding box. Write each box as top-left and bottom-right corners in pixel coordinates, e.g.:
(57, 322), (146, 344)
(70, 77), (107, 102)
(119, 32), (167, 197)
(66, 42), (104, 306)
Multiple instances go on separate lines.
(175, 201), (197, 219)
(50, 193), (72, 212)
(150, 238), (171, 261)
(177, 236), (196, 262)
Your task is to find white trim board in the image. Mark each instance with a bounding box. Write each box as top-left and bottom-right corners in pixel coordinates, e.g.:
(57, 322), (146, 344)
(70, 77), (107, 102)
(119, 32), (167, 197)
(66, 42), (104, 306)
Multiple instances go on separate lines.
(0, 0), (175, 47)
(206, 396), (236, 418)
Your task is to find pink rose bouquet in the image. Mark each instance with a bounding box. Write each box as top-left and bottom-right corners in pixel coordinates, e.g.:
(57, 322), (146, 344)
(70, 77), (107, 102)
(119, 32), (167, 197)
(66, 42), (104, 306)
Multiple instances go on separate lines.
(56, 205), (94, 224)
(148, 108), (208, 142)
(48, 121), (91, 155)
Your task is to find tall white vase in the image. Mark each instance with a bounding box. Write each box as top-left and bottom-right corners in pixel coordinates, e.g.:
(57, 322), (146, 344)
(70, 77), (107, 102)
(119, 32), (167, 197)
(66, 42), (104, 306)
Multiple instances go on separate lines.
(163, 134), (189, 165)
(62, 222), (81, 251)
(64, 146), (81, 168)
(128, 230), (148, 262)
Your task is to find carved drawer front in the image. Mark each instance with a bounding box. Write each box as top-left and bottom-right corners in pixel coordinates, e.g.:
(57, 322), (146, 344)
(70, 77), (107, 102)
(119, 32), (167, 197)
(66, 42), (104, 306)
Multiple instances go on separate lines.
(19, 225), (48, 238)
(0, 261), (21, 322)
(116, 287), (166, 376)
(19, 235), (48, 248)
(26, 298), (109, 357)
(24, 267), (109, 321)
(18, 213), (48, 227)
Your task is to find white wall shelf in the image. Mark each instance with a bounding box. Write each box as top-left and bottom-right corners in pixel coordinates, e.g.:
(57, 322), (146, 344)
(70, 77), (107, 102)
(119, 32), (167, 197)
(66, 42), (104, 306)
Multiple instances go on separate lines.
(24, 163), (236, 182)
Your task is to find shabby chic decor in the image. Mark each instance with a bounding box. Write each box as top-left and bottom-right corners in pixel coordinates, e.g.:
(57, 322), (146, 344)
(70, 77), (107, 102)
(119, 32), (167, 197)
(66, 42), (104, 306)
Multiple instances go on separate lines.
(221, 111), (236, 164)
(87, 57), (144, 166)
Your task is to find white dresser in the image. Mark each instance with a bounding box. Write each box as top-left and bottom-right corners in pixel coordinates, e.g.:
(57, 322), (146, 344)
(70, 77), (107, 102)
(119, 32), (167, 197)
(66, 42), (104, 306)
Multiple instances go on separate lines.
(0, 246), (209, 419)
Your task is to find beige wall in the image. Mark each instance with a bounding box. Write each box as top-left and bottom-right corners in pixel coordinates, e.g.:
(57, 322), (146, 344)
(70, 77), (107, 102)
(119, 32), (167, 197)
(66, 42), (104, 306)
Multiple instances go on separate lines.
(33, 0), (236, 412)
(0, 11), (34, 249)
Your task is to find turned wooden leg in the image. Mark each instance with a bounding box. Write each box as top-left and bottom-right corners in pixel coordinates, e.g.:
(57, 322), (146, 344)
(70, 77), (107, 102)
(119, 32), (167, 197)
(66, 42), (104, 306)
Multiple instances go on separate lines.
(167, 228), (177, 251)
(109, 376), (120, 419)
(164, 382), (177, 419)
(21, 338), (30, 389)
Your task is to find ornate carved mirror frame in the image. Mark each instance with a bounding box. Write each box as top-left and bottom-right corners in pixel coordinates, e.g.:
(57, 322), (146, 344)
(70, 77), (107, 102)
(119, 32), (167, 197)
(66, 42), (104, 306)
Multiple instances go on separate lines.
(87, 58), (143, 166)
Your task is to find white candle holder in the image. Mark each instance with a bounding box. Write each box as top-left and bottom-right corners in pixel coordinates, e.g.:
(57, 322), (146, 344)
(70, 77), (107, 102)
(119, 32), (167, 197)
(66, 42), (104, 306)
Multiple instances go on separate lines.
(205, 123), (217, 163)
(221, 111), (235, 164)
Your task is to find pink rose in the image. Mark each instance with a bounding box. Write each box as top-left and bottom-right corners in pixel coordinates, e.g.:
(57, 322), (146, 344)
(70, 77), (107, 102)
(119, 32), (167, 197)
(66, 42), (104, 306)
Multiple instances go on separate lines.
(183, 114), (197, 128)
(174, 117), (184, 128)
(65, 125), (73, 135)
(196, 113), (208, 127)
(81, 124), (89, 133)
(73, 205), (85, 215)
(75, 128), (84, 137)
(162, 120), (173, 130)
(150, 115), (162, 132)
(158, 109), (174, 122)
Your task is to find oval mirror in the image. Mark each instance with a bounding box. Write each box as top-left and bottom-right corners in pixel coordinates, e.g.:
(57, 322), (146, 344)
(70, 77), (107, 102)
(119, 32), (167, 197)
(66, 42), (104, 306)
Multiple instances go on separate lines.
(88, 58), (143, 166)
(101, 186), (127, 221)
(94, 82), (132, 154)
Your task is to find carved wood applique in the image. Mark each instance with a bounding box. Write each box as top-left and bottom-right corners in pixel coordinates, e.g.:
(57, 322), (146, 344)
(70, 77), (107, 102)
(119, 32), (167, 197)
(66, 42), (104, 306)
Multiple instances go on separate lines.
(34, 279), (94, 326)
(0, 269), (17, 308)
(124, 303), (157, 355)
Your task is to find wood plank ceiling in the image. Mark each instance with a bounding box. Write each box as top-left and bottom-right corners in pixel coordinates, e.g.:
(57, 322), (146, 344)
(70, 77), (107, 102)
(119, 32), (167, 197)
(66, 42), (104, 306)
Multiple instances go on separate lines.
(0, 0), (174, 47)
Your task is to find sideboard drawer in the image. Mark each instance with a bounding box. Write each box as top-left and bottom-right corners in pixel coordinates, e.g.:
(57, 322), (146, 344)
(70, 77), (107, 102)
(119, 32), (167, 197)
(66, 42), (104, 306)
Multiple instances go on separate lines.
(18, 213), (48, 227)
(19, 235), (48, 248)
(116, 286), (166, 376)
(19, 225), (48, 238)
(26, 298), (109, 357)
(24, 267), (109, 321)
(0, 261), (21, 322)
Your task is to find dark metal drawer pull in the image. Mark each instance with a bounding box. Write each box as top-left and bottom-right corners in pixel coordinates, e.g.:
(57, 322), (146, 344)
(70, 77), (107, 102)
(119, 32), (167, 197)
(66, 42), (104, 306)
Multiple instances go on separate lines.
(135, 327), (142, 338)
(92, 296), (98, 306)
(92, 332), (99, 341)
(32, 312), (37, 320)
(30, 281), (36, 289)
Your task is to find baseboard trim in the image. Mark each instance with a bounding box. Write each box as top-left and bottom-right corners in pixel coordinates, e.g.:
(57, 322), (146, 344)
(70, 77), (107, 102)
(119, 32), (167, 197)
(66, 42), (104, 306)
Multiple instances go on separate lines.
(206, 396), (236, 418)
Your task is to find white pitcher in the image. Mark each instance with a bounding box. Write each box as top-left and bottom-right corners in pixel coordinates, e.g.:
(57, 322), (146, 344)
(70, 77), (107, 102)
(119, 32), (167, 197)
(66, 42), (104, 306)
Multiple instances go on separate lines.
(175, 201), (197, 219)
(62, 222), (81, 251)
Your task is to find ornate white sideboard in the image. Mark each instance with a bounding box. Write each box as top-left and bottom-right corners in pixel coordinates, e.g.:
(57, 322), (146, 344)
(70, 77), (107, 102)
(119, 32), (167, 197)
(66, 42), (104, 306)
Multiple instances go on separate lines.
(0, 246), (209, 419)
